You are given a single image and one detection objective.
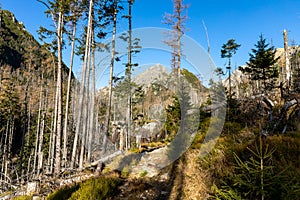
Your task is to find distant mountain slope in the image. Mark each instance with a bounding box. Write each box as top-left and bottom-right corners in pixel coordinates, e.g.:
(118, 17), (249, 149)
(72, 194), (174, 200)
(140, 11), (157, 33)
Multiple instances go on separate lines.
(132, 64), (169, 87)
(0, 9), (71, 106)
(0, 9), (71, 75)
(0, 10), (37, 69)
(0, 9), (73, 157)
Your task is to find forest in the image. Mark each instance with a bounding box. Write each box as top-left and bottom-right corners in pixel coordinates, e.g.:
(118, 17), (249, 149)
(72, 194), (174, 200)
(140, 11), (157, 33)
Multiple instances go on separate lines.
(0, 0), (300, 199)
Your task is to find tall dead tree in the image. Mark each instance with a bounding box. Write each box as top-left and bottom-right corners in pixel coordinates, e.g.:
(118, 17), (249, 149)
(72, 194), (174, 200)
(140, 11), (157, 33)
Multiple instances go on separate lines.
(102, 0), (118, 155)
(87, 29), (95, 163)
(33, 76), (43, 176)
(283, 29), (291, 89)
(37, 0), (67, 175)
(19, 79), (29, 178)
(62, 0), (80, 168)
(79, 38), (91, 169)
(54, 8), (64, 175)
(163, 0), (188, 77)
(125, 0), (133, 150)
(37, 88), (47, 176)
(71, 0), (94, 168)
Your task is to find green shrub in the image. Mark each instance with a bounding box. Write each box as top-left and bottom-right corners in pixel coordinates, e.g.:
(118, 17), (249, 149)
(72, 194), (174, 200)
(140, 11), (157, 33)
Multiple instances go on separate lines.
(191, 133), (205, 149)
(68, 176), (121, 200)
(13, 196), (32, 200)
(46, 184), (79, 200)
(139, 170), (148, 177)
(212, 184), (242, 200)
(222, 122), (243, 135)
(213, 135), (300, 200)
(121, 166), (130, 178)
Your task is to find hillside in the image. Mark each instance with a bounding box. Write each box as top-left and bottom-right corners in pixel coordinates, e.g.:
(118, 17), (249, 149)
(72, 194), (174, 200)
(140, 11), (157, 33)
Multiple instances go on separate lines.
(0, 9), (73, 194)
(0, 9), (71, 109)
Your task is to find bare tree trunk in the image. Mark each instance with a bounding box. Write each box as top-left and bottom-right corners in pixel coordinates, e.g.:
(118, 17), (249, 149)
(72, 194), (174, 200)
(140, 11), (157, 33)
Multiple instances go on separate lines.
(48, 56), (57, 174)
(33, 77), (43, 176)
(19, 79), (29, 179)
(71, 0), (93, 168)
(48, 93), (56, 173)
(284, 29), (290, 88)
(79, 99), (88, 169)
(25, 100), (31, 178)
(55, 10), (64, 175)
(126, 0), (133, 150)
(79, 53), (91, 170)
(37, 88), (47, 176)
(5, 118), (14, 183)
(27, 149), (33, 179)
(102, 0), (118, 155)
(37, 111), (46, 176)
(1, 120), (9, 175)
(62, 21), (77, 168)
(87, 33), (95, 163)
(177, 14), (181, 78)
(228, 58), (232, 99)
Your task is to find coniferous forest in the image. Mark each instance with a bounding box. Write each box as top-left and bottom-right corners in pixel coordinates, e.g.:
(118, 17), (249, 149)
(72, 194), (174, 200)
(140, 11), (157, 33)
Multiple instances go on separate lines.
(1, 0), (300, 199)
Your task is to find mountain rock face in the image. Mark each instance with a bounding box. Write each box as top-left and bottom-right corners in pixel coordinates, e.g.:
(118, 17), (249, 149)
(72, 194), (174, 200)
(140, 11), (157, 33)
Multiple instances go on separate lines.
(132, 64), (169, 87)
(97, 63), (209, 150)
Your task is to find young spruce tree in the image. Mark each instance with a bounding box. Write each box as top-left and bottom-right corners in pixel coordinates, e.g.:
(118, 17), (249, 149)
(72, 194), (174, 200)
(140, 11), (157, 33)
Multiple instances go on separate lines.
(241, 34), (279, 92)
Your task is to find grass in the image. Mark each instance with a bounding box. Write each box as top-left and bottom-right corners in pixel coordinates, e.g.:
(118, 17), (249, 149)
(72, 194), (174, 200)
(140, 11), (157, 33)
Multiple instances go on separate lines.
(46, 184), (79, 200)
(13, 196), (32, 200)
(205, 130), (300, 199)
(139, 170), (148, 177)
(46, 175), (122, 200)
(121, 165), (130, 178)
(68, 176), (122, 200)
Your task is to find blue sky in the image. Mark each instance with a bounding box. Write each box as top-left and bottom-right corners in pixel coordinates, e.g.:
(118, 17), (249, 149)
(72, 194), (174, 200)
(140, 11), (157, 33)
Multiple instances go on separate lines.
(2, 0), (300, 84)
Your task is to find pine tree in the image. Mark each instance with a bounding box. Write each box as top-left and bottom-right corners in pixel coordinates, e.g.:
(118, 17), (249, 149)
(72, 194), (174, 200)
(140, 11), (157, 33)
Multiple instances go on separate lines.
(233, 136), (277, 200)
(241, 34), (279, 92)
(221, 39), (240, 99)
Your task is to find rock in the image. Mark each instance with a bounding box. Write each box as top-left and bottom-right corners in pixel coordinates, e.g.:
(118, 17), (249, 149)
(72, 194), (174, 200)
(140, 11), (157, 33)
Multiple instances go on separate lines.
(159, 173), (169, 181)
(26, 181), (40, 195)
(130, 147), (170, 178)
(32, 195), (40, 200)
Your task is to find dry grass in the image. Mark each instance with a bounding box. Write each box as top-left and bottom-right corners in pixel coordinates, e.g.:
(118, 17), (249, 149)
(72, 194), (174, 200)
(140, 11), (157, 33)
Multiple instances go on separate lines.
(182, 149), (212, 200)
(168, 149), (213, 200)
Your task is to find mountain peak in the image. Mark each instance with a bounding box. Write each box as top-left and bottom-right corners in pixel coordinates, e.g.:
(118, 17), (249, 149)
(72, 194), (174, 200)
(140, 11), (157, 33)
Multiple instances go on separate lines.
(133, 63), (169, 86)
